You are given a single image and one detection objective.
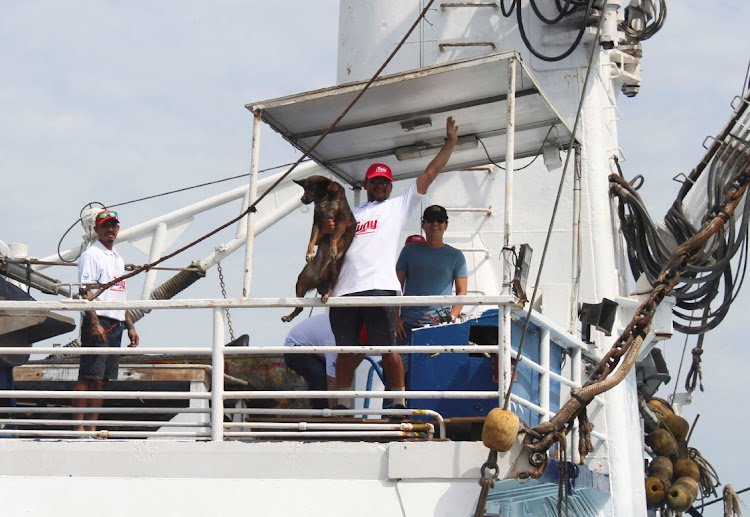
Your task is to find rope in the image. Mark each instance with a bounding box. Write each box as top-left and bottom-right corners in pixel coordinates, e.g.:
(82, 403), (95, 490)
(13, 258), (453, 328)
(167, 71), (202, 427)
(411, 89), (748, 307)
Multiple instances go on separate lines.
(689, 447), (721, 499)
(577, 408), (594, 462)
(90, 0), (438, 300)
(503, 0), (606, 410)
(723, 484), (745, 517)
(125, 264), (206, 323)
(524, 161), (750, 454)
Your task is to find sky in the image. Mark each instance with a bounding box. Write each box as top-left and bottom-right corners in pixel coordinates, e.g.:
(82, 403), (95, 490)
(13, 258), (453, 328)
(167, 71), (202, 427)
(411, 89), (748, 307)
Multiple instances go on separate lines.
(1, 1), (749, 514)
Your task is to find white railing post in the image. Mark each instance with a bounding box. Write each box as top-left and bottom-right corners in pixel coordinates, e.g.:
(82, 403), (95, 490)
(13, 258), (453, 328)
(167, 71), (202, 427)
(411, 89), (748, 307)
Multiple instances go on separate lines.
(498, 305), (512, 406)
(499, 55), (517, 408)
(242, 109), (262, 297)
(539, 328), (550, 423)
(211, 307), (226, 441)
(140, 222), (167, 299)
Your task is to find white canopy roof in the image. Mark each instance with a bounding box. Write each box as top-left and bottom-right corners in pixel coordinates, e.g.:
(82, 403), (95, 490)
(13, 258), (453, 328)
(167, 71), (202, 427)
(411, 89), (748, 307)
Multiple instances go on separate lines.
(246, 50), (574, 186)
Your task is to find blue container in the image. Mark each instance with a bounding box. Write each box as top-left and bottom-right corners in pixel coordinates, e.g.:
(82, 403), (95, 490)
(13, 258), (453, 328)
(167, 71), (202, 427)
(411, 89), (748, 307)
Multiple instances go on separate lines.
(406, 309), (563, 426)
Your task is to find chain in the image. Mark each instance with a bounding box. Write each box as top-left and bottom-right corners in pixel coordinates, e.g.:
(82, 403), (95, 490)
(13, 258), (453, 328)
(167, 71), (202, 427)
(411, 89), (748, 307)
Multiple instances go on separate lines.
(216, 262), (235, 341)
(522, 165), (750, 456)
(474, 450), (499, 517)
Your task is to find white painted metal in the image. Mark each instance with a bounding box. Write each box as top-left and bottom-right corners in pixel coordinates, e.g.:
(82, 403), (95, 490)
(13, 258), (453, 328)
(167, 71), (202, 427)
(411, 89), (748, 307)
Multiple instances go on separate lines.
(539, 327), (551, 423)
(242, 110), (262, 297)
(211, 307), (225, 442)
(140, 221), (166, 299)
(0, 1), (679, 514)
(246, 51), (575, 186)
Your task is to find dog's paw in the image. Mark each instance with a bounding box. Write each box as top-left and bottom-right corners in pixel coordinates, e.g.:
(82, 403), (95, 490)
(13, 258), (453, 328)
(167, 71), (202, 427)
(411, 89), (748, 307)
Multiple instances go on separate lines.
(281, 315), (291, 322)
(321, 294), (330, 303)
(305, 252), (314, 263)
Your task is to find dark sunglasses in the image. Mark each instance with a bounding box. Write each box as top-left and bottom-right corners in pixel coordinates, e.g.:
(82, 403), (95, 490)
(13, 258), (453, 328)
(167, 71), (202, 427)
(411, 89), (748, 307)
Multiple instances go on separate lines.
(423, 216), (447, 224)
(97, 211), (118, 220)
(368, 177), (392, 186)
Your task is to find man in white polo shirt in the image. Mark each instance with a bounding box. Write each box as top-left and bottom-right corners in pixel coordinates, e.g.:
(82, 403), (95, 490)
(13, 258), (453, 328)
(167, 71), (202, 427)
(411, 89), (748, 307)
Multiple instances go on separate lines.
(73, 209), (139, 432)
(329, 116), (458, 410)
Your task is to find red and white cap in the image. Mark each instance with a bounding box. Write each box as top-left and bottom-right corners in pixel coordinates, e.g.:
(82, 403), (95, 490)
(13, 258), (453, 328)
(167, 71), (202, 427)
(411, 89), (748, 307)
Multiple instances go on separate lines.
(365, 163), (393, 181)
(405, 234), (426, 245)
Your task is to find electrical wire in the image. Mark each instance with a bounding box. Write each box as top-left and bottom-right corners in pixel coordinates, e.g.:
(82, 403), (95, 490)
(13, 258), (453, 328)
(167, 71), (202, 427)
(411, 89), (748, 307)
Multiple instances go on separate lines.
(619, 0), (667, 42)
(516, 0), (593, 63)
(476, 125), (557, 172)
(611, 92), (750, 335)
(56, 202), (106, 263)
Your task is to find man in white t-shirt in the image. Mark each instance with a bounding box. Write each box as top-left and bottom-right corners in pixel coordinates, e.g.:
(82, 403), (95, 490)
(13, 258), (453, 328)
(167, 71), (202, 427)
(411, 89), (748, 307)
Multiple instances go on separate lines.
(328, 116), (458, 410)
(73, 210), (139, 432)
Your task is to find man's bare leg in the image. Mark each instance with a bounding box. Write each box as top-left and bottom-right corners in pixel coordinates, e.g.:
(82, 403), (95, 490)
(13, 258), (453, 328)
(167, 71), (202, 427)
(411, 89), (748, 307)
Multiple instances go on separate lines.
(72, 379), (92, 432)
(88, 379), (108, 431)
(335, 354), (355, 408)
(381, 353), (406, 406)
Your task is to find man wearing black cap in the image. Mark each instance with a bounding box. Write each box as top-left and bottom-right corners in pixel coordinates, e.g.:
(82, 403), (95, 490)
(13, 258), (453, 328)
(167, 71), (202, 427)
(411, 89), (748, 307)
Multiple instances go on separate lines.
(396, 204), (468, 345)
(328, 117), (458, 410)
(73, 209), (139, 432)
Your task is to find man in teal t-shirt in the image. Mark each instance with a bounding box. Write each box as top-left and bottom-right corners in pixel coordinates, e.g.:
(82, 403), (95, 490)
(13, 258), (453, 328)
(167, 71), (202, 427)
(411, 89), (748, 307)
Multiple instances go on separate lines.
(395, 204), (468, 339)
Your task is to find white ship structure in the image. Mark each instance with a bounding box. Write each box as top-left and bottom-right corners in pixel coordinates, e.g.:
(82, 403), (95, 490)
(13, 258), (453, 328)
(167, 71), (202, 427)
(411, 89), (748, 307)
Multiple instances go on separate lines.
(1, 1), (748, 516)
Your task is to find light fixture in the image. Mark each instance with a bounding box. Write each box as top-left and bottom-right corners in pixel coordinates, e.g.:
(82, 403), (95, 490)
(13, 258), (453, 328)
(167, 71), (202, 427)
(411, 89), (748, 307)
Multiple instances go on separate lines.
(512, 243), (533, 303)
(395, 135), (478, 161)
(401, 117), (432, 132)
(543, 143), (562, 172)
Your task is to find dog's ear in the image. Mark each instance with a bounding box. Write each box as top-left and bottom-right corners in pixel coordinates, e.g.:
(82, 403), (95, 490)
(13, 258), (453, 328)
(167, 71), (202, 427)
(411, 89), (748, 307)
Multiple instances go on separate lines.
(327, 180), (343, 195)
(293, 179), (304, 187)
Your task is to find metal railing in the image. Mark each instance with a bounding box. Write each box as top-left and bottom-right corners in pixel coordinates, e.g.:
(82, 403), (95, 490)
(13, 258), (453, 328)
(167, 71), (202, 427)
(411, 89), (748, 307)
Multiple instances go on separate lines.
(0, 294), (601, 444)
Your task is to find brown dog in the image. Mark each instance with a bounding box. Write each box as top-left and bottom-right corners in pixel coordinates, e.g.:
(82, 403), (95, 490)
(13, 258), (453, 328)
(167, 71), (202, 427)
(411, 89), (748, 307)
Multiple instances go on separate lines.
(281, 175), (356, 322)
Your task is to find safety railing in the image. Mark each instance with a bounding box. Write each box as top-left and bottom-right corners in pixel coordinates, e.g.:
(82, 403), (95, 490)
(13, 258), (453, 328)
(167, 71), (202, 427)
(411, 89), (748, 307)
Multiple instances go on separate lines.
(0, 294), (601, 445)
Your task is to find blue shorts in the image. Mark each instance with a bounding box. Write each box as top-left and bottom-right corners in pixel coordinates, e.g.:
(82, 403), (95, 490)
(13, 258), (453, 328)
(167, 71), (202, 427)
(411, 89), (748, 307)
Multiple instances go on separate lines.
(79, 316), (124, 381)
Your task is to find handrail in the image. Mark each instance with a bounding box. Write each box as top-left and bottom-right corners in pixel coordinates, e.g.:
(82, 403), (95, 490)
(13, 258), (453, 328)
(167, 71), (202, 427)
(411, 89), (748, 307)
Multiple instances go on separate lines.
(0, 294), (513, 312)
(0, 295), (601, 446)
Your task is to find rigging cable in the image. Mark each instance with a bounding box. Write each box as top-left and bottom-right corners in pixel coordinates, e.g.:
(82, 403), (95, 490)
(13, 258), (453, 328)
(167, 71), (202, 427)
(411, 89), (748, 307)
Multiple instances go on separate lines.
(91, 0), (440, 298)
(107, 160), (308, 209)
(56, 161), (306, 263)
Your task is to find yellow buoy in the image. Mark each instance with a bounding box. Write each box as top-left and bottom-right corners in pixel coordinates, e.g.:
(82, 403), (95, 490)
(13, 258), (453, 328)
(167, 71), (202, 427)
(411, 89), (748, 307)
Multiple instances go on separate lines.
(647, 398), (674, 417)
(645, 476), (669, 506)
(662, 414), (690, 442)
(646, 428), (678, 457)
(666, 477), (699, 512)
(482, 408), (520, 452)
(673, 458), (700, 482)
(647, 456), (673, 482)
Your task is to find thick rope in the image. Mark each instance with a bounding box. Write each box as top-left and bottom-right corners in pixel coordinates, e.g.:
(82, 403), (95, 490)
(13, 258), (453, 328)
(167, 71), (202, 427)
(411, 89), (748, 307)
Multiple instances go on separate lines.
(525, 163), (750, 454)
